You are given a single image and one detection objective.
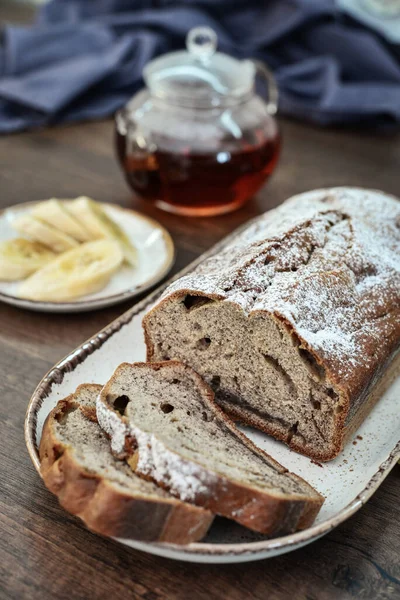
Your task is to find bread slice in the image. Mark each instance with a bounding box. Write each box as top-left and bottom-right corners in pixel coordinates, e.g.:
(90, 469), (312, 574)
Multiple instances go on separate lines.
(39, 383), (213, 544)
(97, 362), (324, 536)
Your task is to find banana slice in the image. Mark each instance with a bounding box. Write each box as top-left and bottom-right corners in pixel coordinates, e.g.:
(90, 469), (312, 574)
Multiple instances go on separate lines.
(67, 197), (137, 266)
(0, 238), (56, 281)
(18, 239), (123, 302)
(32, 199), (93, 242)
(12, 214), (79, 253)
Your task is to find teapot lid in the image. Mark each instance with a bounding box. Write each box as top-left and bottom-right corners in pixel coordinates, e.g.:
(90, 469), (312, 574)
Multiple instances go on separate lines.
(143, 26), (255, 105)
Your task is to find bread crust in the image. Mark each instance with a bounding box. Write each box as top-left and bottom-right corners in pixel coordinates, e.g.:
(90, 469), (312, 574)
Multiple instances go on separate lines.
(143, 189), (400, 461)
(97, 362), (324, 536)
(39, 384), (213, 545)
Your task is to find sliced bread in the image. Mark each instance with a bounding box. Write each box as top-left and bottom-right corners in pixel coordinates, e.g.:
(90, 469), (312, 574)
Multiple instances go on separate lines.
(97, 362), (324, 536)
(39, 383), (213, 544)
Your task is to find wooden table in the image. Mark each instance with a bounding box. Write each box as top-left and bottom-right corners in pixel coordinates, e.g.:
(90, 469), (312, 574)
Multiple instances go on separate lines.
(1, 5), (399, 600)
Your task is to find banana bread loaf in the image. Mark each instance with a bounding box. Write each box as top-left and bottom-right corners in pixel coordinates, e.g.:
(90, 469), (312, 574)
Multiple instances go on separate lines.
(143, 188), (400, 461)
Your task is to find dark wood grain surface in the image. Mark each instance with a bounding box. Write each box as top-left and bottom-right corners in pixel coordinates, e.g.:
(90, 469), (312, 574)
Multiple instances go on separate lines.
(1, 4), (399, 599)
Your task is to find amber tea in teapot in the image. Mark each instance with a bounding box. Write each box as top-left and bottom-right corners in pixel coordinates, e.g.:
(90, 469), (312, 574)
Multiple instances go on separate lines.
(115, 27), (280, 216)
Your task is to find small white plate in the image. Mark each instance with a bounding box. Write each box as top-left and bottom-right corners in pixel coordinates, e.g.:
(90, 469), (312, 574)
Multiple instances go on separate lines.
(0, 201), (174, 313)
(25, 234), (400, 563)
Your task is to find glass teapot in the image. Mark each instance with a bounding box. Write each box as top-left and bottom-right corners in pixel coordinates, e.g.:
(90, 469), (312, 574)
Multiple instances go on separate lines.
(115, 27), (280, 216)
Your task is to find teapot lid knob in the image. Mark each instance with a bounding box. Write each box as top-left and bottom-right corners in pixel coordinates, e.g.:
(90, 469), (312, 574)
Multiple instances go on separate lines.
(186, 26), (218, 62)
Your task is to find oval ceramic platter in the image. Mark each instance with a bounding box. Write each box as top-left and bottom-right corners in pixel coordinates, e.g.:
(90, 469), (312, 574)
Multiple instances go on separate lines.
(0, 201), (174, 312)
(25, 226), (400, 564)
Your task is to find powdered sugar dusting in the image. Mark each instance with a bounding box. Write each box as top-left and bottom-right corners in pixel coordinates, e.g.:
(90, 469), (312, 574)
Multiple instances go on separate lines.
(133, 426), (213, 502)
(96, 393), (128, 456)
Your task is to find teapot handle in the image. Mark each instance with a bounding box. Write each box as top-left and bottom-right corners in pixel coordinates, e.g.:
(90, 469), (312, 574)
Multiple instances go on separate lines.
(252, 60), (278, 116)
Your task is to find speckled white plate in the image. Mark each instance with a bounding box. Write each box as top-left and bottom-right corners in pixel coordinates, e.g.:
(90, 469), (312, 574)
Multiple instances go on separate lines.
(24, 234), (400, 563)
(0, 201), (174, 312)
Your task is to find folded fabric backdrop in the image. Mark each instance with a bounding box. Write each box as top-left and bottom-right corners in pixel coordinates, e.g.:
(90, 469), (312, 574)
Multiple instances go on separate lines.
(1, 0), (400, 132)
